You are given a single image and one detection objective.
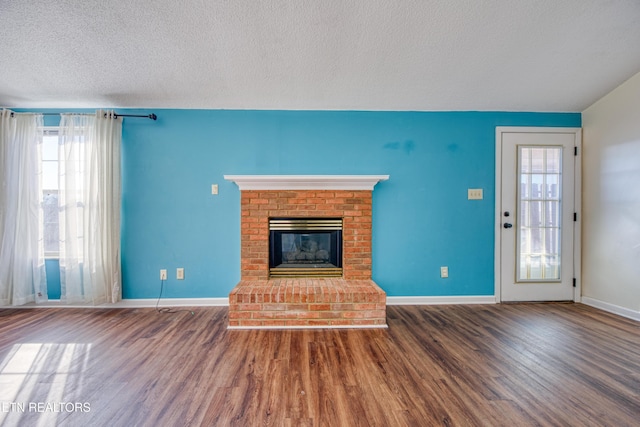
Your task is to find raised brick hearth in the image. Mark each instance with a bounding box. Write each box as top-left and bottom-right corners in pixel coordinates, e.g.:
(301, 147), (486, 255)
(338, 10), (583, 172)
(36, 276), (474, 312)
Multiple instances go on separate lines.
(225, 175), (388, 329)
(229, 279), (386, 328)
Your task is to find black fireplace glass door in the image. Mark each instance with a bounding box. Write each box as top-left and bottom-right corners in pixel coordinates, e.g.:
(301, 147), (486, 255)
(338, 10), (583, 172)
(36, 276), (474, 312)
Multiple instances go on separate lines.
(270, 230), (342, 269)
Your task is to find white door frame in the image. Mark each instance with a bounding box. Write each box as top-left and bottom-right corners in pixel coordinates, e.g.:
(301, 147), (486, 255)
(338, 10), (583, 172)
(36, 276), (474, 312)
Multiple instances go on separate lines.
(494, 127), (582, 303)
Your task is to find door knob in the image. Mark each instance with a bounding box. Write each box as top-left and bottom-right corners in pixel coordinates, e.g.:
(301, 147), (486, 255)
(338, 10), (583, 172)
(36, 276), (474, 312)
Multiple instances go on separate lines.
(503, 223), (513, 229)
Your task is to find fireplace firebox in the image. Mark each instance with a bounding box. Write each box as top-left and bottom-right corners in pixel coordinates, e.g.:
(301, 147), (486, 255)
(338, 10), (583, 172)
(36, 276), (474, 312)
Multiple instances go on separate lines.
(269, 218), (342, 277)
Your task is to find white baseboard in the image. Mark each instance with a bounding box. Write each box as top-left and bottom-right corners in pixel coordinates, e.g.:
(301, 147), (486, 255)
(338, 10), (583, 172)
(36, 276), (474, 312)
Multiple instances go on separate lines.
(581, 297), (640, 322)
(111, 298), (230, 307)
(9, 296), (499, 309)
(7, 298), (229, 309)
(386, 295), (496, 305)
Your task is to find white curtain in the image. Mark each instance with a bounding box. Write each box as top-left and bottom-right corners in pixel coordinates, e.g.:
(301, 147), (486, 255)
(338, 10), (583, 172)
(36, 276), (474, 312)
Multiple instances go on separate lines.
(0, 109), (47, 306)
(58, 110), (122, 304)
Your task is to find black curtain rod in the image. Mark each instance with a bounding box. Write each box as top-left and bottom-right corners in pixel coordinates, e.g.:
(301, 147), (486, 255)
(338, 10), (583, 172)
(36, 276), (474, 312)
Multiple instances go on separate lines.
(113, 113), (157, 120)
(9, 112), (157, 120)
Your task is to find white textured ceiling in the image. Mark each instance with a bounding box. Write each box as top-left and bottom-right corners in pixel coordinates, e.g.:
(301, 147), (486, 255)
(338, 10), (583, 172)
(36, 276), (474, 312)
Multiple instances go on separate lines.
(1, 0), (639, 111)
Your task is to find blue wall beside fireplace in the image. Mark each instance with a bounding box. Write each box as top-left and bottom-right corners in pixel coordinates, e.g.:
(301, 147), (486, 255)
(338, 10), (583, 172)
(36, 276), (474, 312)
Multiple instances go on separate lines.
(118, 110), (580, 299)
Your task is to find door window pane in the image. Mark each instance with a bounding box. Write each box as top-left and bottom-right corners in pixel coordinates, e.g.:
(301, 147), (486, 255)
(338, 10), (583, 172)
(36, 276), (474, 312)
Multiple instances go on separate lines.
(545, 174), (560, 199)
(531, 174), (544, 199)
(531, 148), (545, 173)
(517, 146), (562, 281)
(529, 201), (543, 227)
(546, 149), (560, 173)
(544, 201), (560, 227)
(520, 174), (530, 199)
(520, 201), (530, 226)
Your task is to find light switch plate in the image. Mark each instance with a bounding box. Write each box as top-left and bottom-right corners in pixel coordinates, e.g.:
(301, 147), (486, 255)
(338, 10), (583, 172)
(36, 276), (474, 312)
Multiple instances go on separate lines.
(211, 184), (219, 195)
(468, 188), (483, 200)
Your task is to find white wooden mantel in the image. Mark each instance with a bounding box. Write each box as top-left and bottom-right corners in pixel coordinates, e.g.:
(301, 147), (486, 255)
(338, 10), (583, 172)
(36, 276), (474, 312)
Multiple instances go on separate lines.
(224, 175), (389, 191)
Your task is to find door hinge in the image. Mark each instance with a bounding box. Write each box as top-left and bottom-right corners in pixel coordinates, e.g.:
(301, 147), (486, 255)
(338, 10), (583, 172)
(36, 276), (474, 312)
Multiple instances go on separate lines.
(574, 212), (577, 222)
(573, 278), (577, 288)
(574, 146), (578, 156)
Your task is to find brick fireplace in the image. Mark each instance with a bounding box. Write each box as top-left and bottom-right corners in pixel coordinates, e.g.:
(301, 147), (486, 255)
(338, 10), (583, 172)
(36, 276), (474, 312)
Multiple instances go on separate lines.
(225, 175), (388, 329)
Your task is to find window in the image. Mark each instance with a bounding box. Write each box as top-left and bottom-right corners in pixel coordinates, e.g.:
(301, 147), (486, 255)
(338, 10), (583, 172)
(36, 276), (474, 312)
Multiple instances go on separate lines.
(517, 146), (562, 281)
(42, 129), (59, 258)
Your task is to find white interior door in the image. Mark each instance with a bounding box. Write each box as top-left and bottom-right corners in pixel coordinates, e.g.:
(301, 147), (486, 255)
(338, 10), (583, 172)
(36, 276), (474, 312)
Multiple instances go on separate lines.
(496, 127), (581, 302)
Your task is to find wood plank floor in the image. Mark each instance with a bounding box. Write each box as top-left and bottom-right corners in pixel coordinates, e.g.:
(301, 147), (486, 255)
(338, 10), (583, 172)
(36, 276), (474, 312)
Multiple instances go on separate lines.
(0, 303), (638, 426)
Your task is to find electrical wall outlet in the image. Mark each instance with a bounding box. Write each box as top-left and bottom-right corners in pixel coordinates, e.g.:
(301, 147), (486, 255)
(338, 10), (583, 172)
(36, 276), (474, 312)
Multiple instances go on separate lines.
(177, 268), (184, 280)
(160, 269), (167, 280)
(440, 266), (449, 278)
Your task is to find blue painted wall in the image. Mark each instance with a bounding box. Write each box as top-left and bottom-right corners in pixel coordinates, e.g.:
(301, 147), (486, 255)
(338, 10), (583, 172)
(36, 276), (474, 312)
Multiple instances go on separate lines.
(27, 109), (581, 299)
(120, 110), (580, 298)
(45, 259), (61, 299)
